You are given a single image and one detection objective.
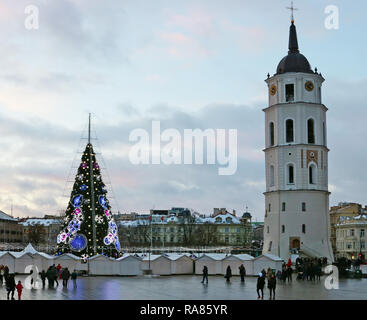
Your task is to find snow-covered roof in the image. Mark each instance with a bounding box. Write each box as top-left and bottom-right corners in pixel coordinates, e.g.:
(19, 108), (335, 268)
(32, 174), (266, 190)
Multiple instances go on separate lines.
(165, 253), (193, 261)
(0, 210), (17, 222)
(197, 253), (228, 261)
(196, 213), (241, 225)
(257, 254), (283, 261)
(142, 254), (170, 262)
(116, 254), (142, 261)
(20, 219), (62, 227)
(55, 253), (80, 260)
(22, 243), (38, 255)
(232, 254), (255, 261)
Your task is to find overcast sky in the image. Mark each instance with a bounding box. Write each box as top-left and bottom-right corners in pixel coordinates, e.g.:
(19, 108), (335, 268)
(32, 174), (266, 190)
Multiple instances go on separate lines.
(0, 0), (366, 221)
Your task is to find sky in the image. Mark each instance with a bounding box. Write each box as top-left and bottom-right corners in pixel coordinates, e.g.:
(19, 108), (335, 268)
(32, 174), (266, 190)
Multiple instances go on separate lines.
(0, 0), (366, 221)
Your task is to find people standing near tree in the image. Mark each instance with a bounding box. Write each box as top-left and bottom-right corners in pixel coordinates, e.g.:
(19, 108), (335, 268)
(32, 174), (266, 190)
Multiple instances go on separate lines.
(201, 266), (208, 284)
(224, 266), (232, 283)
(266, 267), (272, 281)
(256, 272), (265, 300)
(6, 274), (16, 300)
(61, 267), (71, 288)
(40, 270), (46, 288)
(268, 274), (277, 300)
(16, 281), (23, 300)
(71, 270), (78, 289)
(239, 264), (246, 282)
(52, 265), (59, 286)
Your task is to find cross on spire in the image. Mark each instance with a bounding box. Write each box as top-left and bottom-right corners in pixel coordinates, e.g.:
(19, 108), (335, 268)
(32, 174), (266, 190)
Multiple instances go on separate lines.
(286, 1), (298, 23)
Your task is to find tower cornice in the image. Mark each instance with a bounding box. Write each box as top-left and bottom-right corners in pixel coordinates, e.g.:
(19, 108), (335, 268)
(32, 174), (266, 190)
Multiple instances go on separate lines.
(263, 189), (331, 196)
(263, 143), (330, 153)
(262, 102), (328, 113)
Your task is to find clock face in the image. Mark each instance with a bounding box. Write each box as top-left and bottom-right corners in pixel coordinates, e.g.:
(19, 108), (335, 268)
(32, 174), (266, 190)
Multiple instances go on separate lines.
(310, 152), (315, 158)
(270, 85), (277, 96)
(305, 81), (314, 92)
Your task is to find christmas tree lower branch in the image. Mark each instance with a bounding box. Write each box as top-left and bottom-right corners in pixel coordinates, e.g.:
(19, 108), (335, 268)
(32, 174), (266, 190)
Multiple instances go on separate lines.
(56, 143), (122, 261)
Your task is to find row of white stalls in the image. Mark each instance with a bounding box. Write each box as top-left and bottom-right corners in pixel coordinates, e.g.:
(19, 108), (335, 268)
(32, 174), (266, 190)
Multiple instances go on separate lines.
(0, 244), (283, 276)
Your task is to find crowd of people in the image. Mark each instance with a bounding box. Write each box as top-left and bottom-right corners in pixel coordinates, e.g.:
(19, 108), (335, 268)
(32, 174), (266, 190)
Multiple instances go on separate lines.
(0, 264), (78, 300)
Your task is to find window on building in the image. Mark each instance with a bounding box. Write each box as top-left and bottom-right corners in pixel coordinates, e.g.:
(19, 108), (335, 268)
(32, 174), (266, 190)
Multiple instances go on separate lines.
(237, 228), (241, 233)
(267, 226), (269, 234)
(282, 202), (286, 212)
(286, 119), (294, 143)
(347, 243), (352, 249)
(323, 122), (326, 145)
(361, 241), (365, 249)
(302, 202), (306, 212)
(361, 229), (365, 238)
(285, 84), (295, 102)
(268, 203), (271, 212)
(269, 122), (275, 146)
(270, 165), (275, 187)
(309, 164), (317, 184)
(302, 224), (306, 233)
(288, 164), (294, 184)
(170, 228), (174, 233)
(225, 227), (229, 233)
(268, 241), (272, 252)
(307, 119), (315, 144)
(282, 225), (285, 233)
(351, 229), (355, 237)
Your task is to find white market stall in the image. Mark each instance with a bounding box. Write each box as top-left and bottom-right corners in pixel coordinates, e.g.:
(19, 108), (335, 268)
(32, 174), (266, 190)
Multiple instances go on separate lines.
(142, 255), (172, 275)
(253, 254), (283, 275)
(222, 254), (255, 276)
(54, 253), (80, 272)
(194, 254), (227, 275)
(168, 254), (194, 275)
(115, 254), (142, 276)
(0, 252), (15, 273)
(32, 252), (54, 272)
(13, 252), (34, 274)
(89, 255), (115, 275)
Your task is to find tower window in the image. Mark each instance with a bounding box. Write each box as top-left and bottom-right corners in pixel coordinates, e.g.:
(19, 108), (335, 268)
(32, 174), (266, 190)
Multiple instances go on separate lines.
(270, 165), (275, 187)
(309, 164), (317, 184)
(267, 226), (270, 234)
(269, 122), (275, 146)
(302, 202), (306, 212)
(282, 225), (285, 233)
(286, 84), (295, 102)
(287, 164), (294, 184)
(268, 241), (272, 251)
(268, 203), (271, 212)
(307, 119), (315, 144)
(323, 122), (326, 146)
(302, 224), (306, 234)
(285, 119), (294, 143)
(282, 202), (286, 212)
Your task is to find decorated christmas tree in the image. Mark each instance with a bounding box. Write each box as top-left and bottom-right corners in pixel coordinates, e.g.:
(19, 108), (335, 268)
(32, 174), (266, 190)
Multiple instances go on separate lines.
(56, 121), (121, 261)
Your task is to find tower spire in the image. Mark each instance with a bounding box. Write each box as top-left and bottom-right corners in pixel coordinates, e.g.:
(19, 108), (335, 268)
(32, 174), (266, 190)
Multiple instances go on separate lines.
(288, 18), (299, 53)
(286, 1), (298, 24)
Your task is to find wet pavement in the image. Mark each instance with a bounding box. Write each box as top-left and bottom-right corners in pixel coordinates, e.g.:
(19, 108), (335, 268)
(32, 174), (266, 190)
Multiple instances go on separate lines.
(0, 275), (365, 300)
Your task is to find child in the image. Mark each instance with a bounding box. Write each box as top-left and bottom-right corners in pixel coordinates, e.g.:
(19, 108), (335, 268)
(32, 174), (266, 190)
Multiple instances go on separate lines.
(16, 280), (23, 300)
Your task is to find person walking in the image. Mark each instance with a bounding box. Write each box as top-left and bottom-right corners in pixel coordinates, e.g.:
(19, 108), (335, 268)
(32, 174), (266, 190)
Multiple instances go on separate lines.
(266, 267), (272, 281)
(0, 265), (4, 284)
(287, 266), (293, 282)
(4, 265), (9, 283)
(71, 270), (78, 289)
(256, 272), (265, 300)
(52, 265), (59, 287)
(16, 281), (24, 300)
(201, 266), (208, 284)
(56, 264), (62, 279)
(61, 267), (71, 288)
(40, 270), (46, 288)
(46, 266), (54, 288)
(224, 266), (232, 283)
(6, 274), (16, 300)
(239, 264), (246, 282)
(268, 274), (277, 300)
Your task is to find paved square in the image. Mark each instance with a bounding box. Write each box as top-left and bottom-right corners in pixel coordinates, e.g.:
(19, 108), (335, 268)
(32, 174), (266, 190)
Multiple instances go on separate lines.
(1, 274), (365, 300)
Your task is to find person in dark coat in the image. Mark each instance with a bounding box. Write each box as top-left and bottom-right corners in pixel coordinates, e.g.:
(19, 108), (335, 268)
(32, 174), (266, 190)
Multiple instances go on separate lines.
(268, 274), (277, 300)
(6, 274), (16, 300)
(40, 270), (47, 288)
(71, 270), (78, 289)
(287, 266), (293, 282)
(3, 265), (9, 283)
(239, 264), (246, 282)
(256, 273), (265, 299)
(224, 266), (232, 282)
(201, 266), (208, 284)
(46, 266), (54, 288)
(61, 267), (71, 288)
(52, 265), (59, 286)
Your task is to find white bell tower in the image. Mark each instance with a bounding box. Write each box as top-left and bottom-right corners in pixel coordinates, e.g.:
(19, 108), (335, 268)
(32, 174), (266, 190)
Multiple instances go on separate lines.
(262, 16), (334, 262)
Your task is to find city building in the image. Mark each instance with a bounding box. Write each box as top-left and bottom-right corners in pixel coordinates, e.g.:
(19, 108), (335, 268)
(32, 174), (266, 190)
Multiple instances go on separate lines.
(330, 202), (366, 254)
(118, 207), (253, 248)
(262, 18), (334, 262)
(0, 210), (23, 246)
(335, 215), (367, 260)
(19, 217), (63, 247)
